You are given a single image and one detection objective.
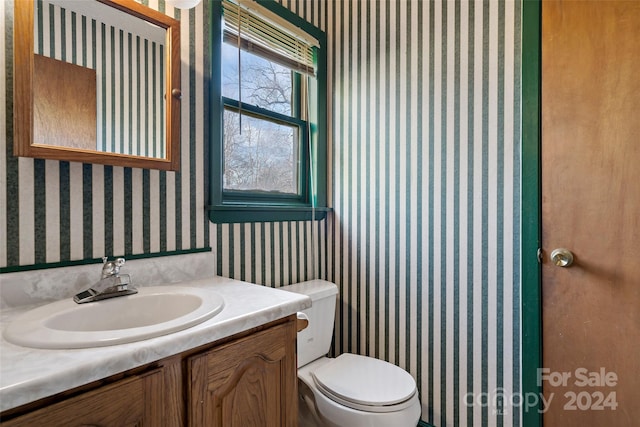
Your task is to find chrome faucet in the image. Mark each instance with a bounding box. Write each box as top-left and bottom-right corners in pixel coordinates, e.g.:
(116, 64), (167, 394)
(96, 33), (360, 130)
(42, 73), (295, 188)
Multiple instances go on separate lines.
(73, 257), (138, 304)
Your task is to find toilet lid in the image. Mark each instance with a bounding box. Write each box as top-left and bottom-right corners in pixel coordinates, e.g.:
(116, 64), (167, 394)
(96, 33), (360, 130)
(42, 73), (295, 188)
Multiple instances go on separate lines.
(311, 354), (417, 410)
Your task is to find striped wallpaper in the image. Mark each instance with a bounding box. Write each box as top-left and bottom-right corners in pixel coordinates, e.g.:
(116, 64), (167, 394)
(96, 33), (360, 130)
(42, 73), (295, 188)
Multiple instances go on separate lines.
(2, 1), (523, 426)
(35, 0), (166, 157)
(213, 219), (327, 287)
(324, 0), (522, 426)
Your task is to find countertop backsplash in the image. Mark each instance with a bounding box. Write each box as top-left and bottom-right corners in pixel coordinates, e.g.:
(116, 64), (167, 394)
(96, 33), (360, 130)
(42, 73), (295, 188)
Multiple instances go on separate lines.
(0, 252), (216, 309)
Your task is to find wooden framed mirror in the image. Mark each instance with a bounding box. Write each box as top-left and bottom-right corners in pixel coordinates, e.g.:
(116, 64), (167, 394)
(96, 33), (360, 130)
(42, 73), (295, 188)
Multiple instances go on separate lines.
(14, 0), (181, 171)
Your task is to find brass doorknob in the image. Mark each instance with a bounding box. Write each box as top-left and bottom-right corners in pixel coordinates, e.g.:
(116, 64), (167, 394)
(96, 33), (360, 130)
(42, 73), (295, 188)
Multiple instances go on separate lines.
(550, 248), (574, 267)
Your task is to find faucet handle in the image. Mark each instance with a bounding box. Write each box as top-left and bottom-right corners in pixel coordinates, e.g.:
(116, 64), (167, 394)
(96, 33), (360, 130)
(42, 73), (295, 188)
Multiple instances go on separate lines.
(101, 257), (126, 278)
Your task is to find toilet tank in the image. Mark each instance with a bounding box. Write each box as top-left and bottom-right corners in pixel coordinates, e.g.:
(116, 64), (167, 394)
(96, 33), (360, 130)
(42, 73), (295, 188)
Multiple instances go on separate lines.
(279, 280), (338, 368)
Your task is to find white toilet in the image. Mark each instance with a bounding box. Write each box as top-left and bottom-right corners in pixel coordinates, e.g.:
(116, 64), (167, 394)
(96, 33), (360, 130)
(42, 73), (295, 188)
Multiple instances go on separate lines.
(281, 280), (421, 427)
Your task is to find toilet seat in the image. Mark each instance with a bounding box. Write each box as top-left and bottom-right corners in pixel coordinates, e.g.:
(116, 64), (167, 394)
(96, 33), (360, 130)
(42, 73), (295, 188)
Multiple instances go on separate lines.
(311, 354), (417, 413)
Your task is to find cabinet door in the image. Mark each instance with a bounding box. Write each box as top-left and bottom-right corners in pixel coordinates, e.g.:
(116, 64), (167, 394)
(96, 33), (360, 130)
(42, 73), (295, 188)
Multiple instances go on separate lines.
(2, 369), (164, 427)
(188, 318), (297, 427)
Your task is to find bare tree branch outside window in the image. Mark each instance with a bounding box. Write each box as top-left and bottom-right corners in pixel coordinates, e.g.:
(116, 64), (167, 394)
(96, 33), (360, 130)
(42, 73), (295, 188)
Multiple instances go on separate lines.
(222, 43), (299, 194)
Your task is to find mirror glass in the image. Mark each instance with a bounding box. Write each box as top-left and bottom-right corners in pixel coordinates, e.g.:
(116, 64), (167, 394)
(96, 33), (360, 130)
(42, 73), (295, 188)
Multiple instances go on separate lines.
(14, 0), (181, 171)
(34, 0), (167, 158)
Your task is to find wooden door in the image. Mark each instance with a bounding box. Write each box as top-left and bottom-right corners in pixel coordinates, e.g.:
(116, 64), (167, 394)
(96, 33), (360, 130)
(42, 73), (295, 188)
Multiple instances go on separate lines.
(541, 1), (640, 426)
(188, 317), (298, 427)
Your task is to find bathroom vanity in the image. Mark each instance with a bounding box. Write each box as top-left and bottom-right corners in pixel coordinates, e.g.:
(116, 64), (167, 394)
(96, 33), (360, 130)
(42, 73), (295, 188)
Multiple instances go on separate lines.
(0, 271), (310, 426)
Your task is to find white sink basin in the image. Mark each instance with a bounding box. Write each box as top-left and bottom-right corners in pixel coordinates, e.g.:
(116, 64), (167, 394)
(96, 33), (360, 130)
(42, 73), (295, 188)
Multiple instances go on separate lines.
(3, 286), (225, 349)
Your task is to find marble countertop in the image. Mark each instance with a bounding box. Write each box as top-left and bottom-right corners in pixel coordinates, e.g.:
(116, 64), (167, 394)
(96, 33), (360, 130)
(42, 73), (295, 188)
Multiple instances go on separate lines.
(0, 276), (311, 412)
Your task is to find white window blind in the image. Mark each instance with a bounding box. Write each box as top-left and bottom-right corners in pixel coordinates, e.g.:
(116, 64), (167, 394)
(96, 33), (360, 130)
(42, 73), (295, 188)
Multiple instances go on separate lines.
(222, 0), (318, 76)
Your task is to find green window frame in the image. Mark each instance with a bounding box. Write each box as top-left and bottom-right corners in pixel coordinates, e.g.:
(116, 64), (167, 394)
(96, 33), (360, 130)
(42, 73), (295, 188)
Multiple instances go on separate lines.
(208, 0), (329, 223)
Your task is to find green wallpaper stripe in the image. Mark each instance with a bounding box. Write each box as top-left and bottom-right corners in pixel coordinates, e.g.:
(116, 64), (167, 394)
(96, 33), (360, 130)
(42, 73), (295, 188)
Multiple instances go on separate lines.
(269, 221), (276, 285)
(159, 171), (167, 252)
(453, 3), (461, 424)
(174, 165), (182, 251)
(363, 0), (371, 360)
(466, 1), (476, 425)
(497, 2), (506, 426)
(33, 160), (46, 263)
(188, 7), (197, 249)
(135, 36), (141, 155)
(405, 0), (414, 376)
(279, 222), (285, 282)
(125, 33), (133, 154)
(259, 222), (266, 282)
(393, 0), (401, 368)
(415, 0), (424, 409)
(427, 0), (435, 420)
(47, 3), (53, 56)
(373, 0), (381, 362)
(81, 14), (87, 66)
(215, 223), (222, 275)
(124, 167), (133, 254)
(239, 223), (246, 281)
(382, 0), (391, 365)
(151, 44), (157, 157)
(250, 222), (256, 281)
(59, 161), (70, 261)
(355, 0), (363, 358)
(103, 165), (113, 256)
(82, 164), (93, 259)
(440, 1), (448, 424)
(118, 30), (124, 154)
(142, 169), (150, 252)
(512, 2), (523, 427)
(35, 0), (42, 50)
(286, 222), (292, 282)
(143, 39), (149, 155)
(202, 0), (210, 251)
(481, 1), (490, 425)
(4, 0), (18, 266)
(100, 22), (106, 152)
(71, 11), (76, 63)
(59, 4), (65, 59)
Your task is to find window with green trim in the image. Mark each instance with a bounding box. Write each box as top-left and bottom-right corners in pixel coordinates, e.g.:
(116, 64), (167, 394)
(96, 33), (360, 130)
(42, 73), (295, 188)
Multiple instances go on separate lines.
(209, 0), (328, 223)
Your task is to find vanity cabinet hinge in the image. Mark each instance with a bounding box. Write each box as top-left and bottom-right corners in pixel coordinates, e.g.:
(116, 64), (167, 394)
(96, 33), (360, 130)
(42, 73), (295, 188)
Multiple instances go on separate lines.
(537, 248), (543, 264)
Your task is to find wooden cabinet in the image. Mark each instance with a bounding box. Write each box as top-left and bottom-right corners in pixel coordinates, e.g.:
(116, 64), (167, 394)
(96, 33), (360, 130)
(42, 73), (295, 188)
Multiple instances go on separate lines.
(188, 320), (298, 427)
(1, 369), (164, 427)
(0, 316), (298, 427)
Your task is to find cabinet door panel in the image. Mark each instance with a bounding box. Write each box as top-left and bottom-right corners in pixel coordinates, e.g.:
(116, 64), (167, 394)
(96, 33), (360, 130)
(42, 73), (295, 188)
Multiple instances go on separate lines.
(2, 369), (163, 427)
(189, 320), (297, 427)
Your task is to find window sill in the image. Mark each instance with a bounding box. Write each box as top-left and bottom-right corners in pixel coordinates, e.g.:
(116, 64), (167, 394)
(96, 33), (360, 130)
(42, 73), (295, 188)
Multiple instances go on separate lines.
(207, 204), (331, 223)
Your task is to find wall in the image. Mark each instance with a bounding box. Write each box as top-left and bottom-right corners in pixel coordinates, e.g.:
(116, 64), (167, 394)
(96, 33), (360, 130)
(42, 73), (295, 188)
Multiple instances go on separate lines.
(324, 1), (522, 426)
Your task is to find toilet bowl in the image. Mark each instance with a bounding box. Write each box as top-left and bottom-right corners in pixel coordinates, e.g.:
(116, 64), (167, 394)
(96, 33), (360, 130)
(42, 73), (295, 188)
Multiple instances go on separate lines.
(280, 280), (421, 427)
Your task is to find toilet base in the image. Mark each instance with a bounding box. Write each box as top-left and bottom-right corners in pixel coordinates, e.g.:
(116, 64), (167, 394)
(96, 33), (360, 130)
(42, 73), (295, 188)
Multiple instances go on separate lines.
(298, 381), (324, 427)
